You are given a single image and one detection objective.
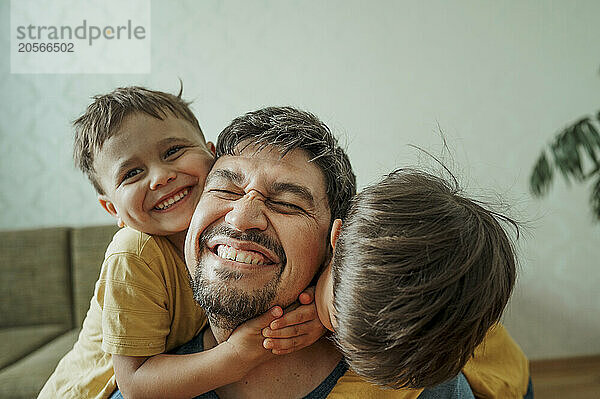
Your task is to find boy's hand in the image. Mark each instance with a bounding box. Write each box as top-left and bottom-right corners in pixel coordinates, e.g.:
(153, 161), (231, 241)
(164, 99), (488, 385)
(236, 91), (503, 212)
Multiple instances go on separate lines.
(261, 286), (327, 355)
(226, 306), (283, 366)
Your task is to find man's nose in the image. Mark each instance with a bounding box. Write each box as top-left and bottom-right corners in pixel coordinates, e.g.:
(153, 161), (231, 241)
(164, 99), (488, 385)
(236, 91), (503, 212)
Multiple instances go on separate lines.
(149, 166), (176, 190)
(224, 191), (268, 232)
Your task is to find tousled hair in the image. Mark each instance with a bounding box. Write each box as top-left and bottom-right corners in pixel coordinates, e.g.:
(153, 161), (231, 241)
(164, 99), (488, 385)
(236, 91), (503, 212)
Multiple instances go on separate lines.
(216, 106), (356, 222)
(73, 84), (205, 194)
(332, 169), (518, 388)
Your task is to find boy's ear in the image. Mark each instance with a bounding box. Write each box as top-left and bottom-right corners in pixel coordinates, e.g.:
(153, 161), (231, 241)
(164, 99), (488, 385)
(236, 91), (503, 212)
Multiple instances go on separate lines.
(98, 195), (117, 217)
(99, 196), (125, 228)
(330, 219), (343, 250)
(98, 195), (120, 221)
(206, 141), (216, 156)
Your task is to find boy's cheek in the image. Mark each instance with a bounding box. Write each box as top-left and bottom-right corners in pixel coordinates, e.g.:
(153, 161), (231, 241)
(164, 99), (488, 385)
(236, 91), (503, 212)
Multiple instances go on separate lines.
(196, 154), (217, 191)
(190, 159), (217, 211)
(315, 268), (335, 332)
(316, 301), (335, 332)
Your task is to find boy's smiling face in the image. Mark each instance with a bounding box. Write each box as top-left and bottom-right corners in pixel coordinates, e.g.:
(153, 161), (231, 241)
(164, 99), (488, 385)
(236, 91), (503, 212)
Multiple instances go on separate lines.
(94, 111), (215, 237)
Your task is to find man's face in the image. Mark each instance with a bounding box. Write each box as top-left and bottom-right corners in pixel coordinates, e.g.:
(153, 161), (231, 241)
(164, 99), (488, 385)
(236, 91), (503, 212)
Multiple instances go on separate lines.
(185, 144), (331, 328)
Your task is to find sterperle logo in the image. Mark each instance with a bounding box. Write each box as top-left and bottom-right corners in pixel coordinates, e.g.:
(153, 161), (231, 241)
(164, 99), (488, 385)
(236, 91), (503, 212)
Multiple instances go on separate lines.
(15, 20), (147, 46)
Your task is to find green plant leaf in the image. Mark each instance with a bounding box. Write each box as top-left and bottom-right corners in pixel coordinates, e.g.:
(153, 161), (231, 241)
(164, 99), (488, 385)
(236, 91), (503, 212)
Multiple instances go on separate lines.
(575, 119), (600, 171)
(530, 150), (553, 197)
(551, 124), (584, 183)
(530, 103), (600, 219)
(591, 174), (600, 221)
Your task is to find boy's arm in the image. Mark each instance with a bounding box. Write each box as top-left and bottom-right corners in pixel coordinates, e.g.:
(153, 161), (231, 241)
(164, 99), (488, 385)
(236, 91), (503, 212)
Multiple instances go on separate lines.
(113, 307), (283, 399)
(112, 287), (326, 399)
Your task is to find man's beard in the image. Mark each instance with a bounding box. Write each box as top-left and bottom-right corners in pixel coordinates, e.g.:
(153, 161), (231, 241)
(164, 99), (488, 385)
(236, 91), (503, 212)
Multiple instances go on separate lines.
(191, 225), (287, 331)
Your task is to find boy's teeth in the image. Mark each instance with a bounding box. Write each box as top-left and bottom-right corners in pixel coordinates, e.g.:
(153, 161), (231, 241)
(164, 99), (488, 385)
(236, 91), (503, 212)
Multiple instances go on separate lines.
(155, 188), (189, 210)
(216, 245), (266, 265)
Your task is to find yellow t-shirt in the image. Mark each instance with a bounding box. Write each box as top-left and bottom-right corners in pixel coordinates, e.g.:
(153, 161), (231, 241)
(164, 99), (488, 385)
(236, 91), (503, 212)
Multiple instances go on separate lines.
(463, 324), (530, 398)
(328, 370), (423, 398)
(328, 324), (528, 399)
(38, 227), (207, 399)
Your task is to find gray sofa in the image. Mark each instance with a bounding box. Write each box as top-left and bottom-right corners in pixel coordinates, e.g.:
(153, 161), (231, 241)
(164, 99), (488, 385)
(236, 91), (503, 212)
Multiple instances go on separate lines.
(0, 225), (119, 398)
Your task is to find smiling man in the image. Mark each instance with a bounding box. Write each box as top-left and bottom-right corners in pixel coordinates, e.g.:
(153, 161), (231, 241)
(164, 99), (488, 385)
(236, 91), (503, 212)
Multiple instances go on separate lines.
(187, 145), (333, 332)
(180, 107), (355, 398)
(179, 107), (475, 399)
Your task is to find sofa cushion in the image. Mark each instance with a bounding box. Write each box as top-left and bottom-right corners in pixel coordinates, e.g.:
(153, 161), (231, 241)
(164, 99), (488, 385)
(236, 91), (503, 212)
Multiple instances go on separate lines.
(0, 324), (67, 369)
(0, 227), (72, 328)
(71, 225), (120, 327)
(0, 329), (80, 399)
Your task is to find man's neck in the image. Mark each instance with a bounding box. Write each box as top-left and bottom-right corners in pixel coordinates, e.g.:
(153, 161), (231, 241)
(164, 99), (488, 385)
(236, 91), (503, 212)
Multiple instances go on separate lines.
(203, 319), (343, 399)
(206, 319), (233, 344)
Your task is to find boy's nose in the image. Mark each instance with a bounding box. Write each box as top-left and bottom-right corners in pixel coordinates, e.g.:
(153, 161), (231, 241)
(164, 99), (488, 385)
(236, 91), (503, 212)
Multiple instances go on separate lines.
(224, 191), (268, 232)
(150, 168), (176, 190)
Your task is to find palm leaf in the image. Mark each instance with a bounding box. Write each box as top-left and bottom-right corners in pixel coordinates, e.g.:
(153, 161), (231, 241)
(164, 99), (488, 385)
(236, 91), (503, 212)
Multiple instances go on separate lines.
(576, 119), (600, 173)
(591, 174), (600, 220)
(530, 115), (600, 200)
(551, 122), (585, 183)
(530, 151), (553, 196)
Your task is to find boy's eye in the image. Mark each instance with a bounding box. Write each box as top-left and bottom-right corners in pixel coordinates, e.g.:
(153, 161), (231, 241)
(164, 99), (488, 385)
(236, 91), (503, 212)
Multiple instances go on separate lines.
(165, 145), (184, 158)
(122, 168), (143, 182)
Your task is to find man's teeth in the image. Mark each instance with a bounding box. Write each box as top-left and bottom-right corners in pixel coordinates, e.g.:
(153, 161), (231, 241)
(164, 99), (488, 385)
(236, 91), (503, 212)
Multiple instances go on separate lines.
(216, 245), (266, 265)
(155, 188), (189, 210)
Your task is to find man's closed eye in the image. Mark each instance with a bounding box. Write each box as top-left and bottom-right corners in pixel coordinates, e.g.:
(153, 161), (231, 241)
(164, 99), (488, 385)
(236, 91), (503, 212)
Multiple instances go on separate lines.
(210, 189), (243, 200)
(267, 200), (307, 215)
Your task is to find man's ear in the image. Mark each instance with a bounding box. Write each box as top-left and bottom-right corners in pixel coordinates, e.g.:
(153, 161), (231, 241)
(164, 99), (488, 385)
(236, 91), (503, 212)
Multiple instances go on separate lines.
(330, 219), (343, 251)
(206, 141), (216, 156)
(98, 195), (124, 227)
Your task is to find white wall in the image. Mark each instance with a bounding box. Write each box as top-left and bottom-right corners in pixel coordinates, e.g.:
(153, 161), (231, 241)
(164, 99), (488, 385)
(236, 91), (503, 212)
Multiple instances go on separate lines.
(1, 0), (599, 360)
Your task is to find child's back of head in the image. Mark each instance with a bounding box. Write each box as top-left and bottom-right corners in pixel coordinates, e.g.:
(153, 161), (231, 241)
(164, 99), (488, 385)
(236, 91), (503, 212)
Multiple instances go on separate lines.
(331, 169), (518, 388)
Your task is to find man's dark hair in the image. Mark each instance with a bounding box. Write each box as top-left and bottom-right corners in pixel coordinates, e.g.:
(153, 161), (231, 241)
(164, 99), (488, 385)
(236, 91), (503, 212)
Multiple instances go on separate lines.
(331, 169), (518, 388)
(73, 84), (205, 194)
(216, 106), (356, 222)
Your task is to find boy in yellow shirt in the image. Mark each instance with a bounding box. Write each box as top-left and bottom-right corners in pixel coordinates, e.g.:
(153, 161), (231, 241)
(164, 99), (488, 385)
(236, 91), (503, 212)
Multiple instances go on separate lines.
(39, 87), (324, 399)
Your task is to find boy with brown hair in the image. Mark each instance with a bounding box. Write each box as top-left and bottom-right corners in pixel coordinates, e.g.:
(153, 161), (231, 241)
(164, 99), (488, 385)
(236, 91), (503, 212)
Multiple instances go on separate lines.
(311, 168), (532, 397)
(39, 87), (324, 399)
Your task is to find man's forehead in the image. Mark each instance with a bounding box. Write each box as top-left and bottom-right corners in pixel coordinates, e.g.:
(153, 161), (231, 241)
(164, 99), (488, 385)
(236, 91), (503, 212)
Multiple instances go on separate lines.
(213, 145), (323, 185)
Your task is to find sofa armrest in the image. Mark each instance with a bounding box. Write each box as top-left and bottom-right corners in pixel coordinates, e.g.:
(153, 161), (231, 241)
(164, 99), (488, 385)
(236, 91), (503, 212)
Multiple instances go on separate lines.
(0, 227), (72, 329)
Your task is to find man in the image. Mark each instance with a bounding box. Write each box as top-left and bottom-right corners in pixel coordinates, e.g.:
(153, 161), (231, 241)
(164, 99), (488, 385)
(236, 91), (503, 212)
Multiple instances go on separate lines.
(180, 106), (474, 398)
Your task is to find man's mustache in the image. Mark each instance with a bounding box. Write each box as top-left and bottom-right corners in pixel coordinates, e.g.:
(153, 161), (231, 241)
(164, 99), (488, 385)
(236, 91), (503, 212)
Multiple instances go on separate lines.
(198, 225), (287, 266)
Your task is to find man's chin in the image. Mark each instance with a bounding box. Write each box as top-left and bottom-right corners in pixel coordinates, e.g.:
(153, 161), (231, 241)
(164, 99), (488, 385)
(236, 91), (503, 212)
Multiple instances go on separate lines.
(192, 267), (280, 331)
(196, 289), (273, 331)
